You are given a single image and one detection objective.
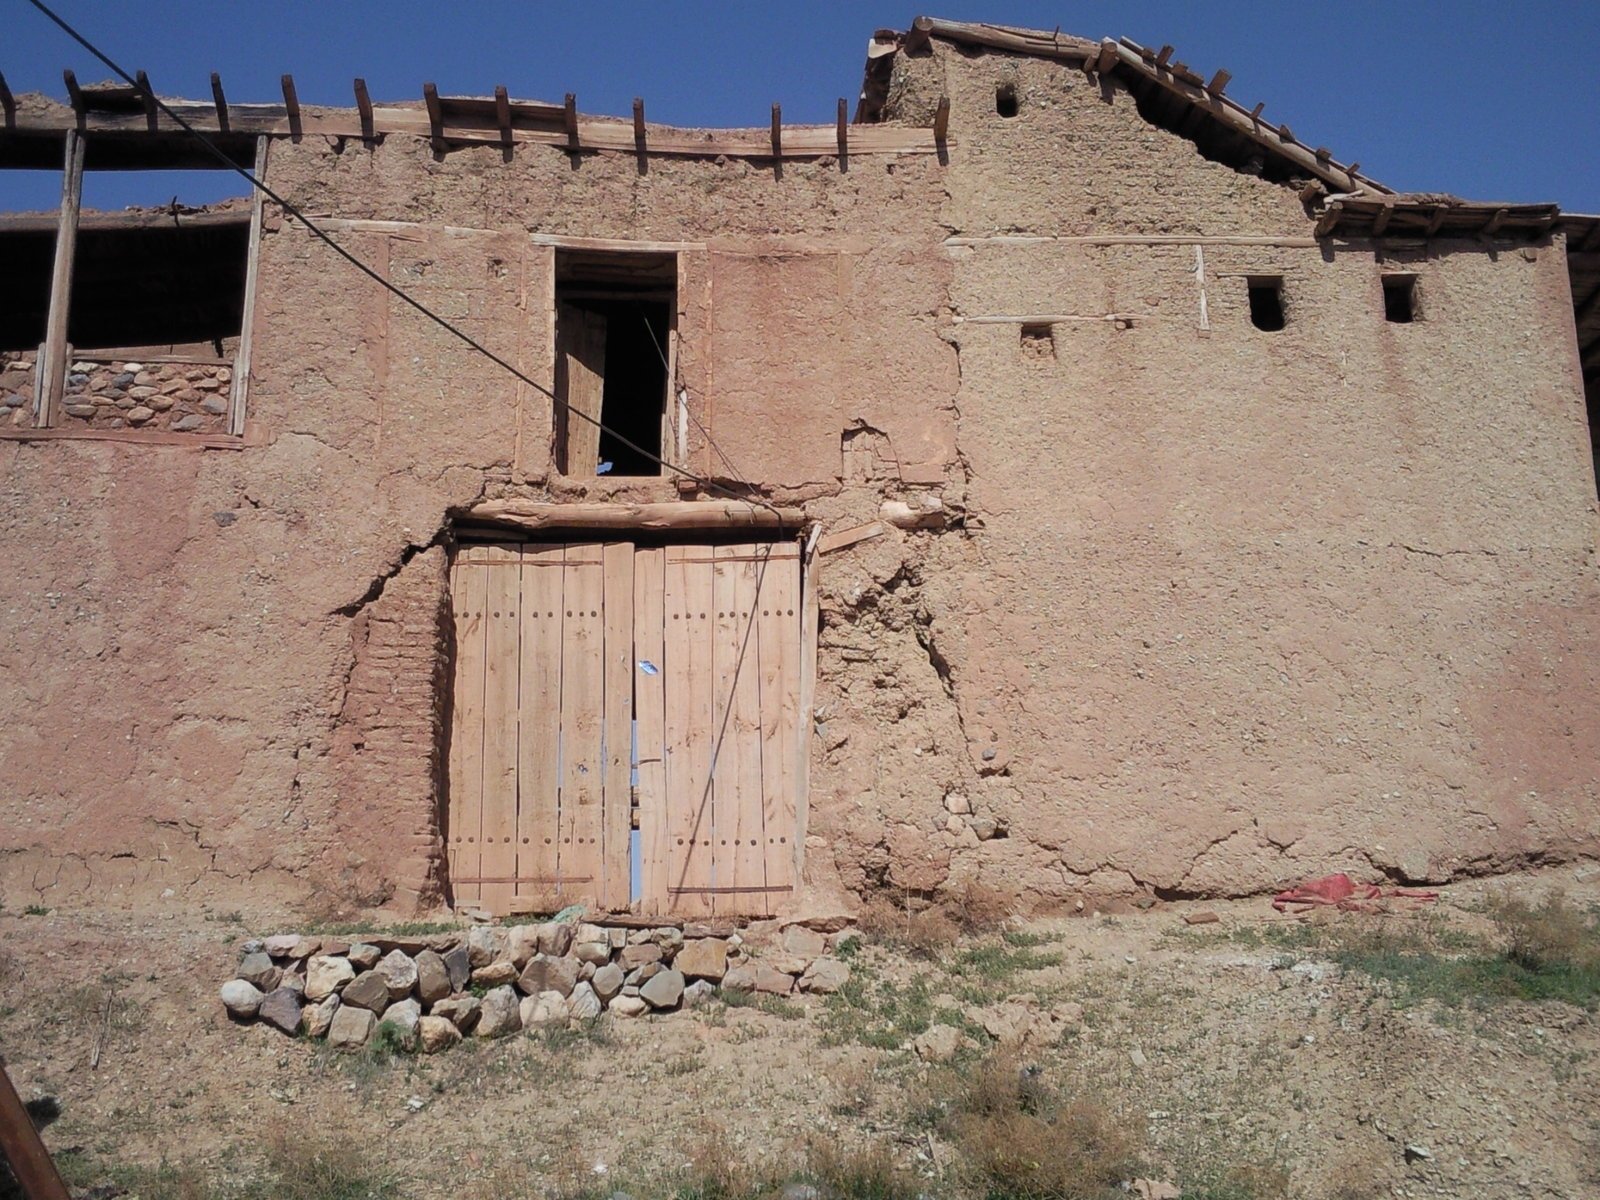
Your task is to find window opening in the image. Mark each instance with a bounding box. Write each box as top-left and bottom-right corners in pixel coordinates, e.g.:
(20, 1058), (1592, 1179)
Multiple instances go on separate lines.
(1020, 322), (1054, 359)
(1383, 274), (1417, 324)
(554, 249), (675, 476)
(1248, 276), (1286, 331)
(995, 82), (1020, 118)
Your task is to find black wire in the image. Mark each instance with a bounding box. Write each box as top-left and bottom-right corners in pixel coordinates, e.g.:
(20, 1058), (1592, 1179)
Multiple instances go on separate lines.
(23, 0), (786, 529)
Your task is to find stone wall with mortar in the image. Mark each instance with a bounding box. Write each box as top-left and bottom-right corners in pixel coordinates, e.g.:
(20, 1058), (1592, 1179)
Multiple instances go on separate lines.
(58, 357), (232, 434)
(1, 351), (38, 428)
(1, 32), (1596, 919)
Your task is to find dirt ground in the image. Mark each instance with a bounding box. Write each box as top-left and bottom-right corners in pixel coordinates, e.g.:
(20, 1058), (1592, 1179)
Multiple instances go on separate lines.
(2, 865), (1598, 1200)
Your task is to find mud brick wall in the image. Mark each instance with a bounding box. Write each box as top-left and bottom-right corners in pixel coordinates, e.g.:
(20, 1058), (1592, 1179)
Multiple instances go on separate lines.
(59, 357), (232, 433)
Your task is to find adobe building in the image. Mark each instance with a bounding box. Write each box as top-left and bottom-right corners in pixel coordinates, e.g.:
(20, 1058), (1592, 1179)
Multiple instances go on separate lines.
(2, 17), (1597, 922)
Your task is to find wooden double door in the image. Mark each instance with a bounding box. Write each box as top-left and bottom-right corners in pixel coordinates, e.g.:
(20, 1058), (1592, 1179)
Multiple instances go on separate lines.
(447, 539), (802, 918)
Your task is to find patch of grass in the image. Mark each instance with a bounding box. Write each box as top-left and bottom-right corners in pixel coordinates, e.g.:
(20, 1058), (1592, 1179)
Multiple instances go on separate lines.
(819, 973), (936, 1049)
(537, 1018), (614, 1053)
(299, 919), (462, 937)
(373, 1019), (416, 1056)
(1491, 889), (1600, 972)
(720, 989), (805, 1020)
(802, 1140), (919, 1200)
(858, 895), (961, 959)
(948, 940), (1063, 980)
(22, 904), (49, 917)
(1179, 1164), (1290, 1200)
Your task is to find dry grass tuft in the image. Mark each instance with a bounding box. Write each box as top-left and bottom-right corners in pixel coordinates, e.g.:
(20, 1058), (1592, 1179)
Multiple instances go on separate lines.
(936, 1053), (1142, 1200)
(858, 893), (961, 958)
(1489, 888), (1600, 973)
(804, 1139), (919, 1200)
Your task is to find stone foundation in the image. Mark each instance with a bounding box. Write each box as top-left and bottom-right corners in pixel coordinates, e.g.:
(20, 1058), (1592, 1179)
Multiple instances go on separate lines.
(1, 350), (37, 428)
(219, 919), (853, 1051)
(58, 356), (232, 433)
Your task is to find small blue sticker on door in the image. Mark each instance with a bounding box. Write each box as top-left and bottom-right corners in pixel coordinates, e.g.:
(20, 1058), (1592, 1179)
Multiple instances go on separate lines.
(638, 660), (659, 675)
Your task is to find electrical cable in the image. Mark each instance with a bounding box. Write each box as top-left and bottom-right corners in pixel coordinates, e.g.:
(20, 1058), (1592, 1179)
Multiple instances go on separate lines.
(23, 0), (786, 531)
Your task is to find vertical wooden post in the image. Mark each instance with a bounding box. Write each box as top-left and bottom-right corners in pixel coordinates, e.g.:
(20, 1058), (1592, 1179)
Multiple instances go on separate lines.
(0, 1062), (72, 1200)
(770, 103), (782, 158)
(229, 135), (268, 438)
(793, 529), (819, 886)
(39, 129), (84, 429)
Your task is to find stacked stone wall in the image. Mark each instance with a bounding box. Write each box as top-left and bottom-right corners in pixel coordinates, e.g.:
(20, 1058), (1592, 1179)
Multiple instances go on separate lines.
(1, 350), (37, 428)
(58, 356), (232, 433)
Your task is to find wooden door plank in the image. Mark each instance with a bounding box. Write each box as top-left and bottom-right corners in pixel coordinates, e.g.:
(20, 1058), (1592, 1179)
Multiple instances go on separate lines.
(558, 542), (606, 906)
(715, 543), (769, 915)
(557, 303), (607, 474)
(795, 540), (818, 886)
(516, 542), (565, 913)
(633, 547), (668, 915)
(478, 542), (522, 914)
(447, 546), (490, 905)
(757, 542), (802, 904)
(663, 544), (715, 917)
(601, 541), (635, 910)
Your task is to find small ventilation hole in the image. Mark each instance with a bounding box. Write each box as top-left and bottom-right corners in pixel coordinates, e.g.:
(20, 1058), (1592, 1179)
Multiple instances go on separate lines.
(995, 83), (1019, 118)
(1248, 276), (1286, 332)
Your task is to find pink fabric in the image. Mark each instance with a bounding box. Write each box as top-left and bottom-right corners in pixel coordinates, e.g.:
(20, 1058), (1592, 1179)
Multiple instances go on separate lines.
(1272, 872), (1439, 912)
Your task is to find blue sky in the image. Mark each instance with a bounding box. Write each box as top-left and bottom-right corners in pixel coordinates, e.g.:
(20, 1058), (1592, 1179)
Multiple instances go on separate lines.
(4, 1), (1598, 213)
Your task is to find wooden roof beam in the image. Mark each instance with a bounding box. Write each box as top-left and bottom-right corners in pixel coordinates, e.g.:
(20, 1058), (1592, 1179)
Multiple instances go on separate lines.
(134, 69), (157, 131)
(1483, 207), (1509, 236)
(771, 102), (782, 158)
(1372, 198), (1393, 236)
(423, 82), (443, 152)
(63, 68), (84, 115)
(564, 92), (579, 150)
(1206, 68), (1231, 97)
(933, 95), (950, 143)
(632, 96), (645, 156)
(280, 73), (300, 139)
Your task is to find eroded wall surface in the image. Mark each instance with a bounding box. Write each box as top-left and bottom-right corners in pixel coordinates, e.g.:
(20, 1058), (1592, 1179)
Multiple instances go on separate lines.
(2, 40), (1596, 917)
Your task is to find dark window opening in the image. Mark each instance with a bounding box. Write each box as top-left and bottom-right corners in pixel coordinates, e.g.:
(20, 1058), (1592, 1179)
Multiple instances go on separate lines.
(1383, 274), (1417, 324)
(995, 83), (1020, 118)
(554, 250), (675, 477)
(1248, 276), (1286, 332)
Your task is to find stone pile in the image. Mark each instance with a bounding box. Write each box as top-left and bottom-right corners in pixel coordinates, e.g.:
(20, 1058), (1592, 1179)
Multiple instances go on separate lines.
(56, 357), (232, 433)
(219, 920), (851, 1052)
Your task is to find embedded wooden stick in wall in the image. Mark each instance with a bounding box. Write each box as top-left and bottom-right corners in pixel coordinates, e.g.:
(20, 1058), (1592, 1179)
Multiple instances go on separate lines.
(564, 92), (579, 149)
(1206, 69), (1231, 96)
(633, 97), (646, 155)
(422, 82), (443, 152)
(934, 95), (950, 142)
(62, 69), (83, 115)
(836, 98), (848, 157)
(770, 103), (782, 158)
(467, 500), (805, 532)
(209, 71), (228, 131)
(495, 85), (512, 145)
(134, 70), (157, 130)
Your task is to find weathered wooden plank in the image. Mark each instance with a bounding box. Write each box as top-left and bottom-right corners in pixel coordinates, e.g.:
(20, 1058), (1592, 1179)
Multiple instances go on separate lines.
(633, 547), (668, 915)
(556, 303), (607, 474)
(601, 541), (635, 910)
(516, 542), (565, 913)
(757, 543), (802, 903)
(558, 543), (607, 906)
(478, 543), (523, 914)
(817, 520), (886, 555)
(469, 499), (803, 531)
(712, 545), (762, 914)
(736, 544), (774, 914)
(795, 540), (819, 885)
(448, 547), (490, 905)
(664, 545), (716, 917)
(0, 1061), (71, 1200)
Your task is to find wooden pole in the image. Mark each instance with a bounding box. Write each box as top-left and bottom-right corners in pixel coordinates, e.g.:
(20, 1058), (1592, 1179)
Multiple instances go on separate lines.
(354, 78), (373, 140)
(280, 74), (300, 139)
(770, 103), (781, 158)
(564, 92), (579, 150)
(134, 69), (156, 131)
(0, 1062), (72, 1200)
(836, 98), (848, 158)
(61, 69), (82, 116)
(209, 71), (228, 131)
(230, 136), (268, 439)
(39, 129), (84, 429)
(495, 85), (512, 146)
(633, 97), (646, 158)
(933, 95), (950, 142)
(422, 82), (443, 153)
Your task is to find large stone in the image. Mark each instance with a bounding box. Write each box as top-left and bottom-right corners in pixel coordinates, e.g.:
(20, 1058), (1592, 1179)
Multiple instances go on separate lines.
(650, 927), (686, 955)
(375, 949), (418, 998)
(467, 926), (508, 967)
(418, 1015), (462, 1054)
(536, 921), (574, 957)
(431, 994), (480, 1033)
(591, 962), (625, 1002)
(520, 991), (569, 1029)
(609, 995), (649, 1018)
(327, 1004), (377, 1050)
(752, 965), (795, 996)
(619, 943), (662, 969)
(799, 957), (850, 994)
(674, 938), (728, 981)
(475, 985), (522, 1038)
(236, 952), (280, 991)
(683, 979), (718, 1008)
(505, 925), (541, 968)
(768, 953), (811, 976)
(567, 981), (603, 1021)
(348, 943), (381, 970)
(968, 1001), (1060, 1048)
(781, 925), (827, 960)
(573, 937), (612, 966)
(126, 405), (155, 425)
(518, 954), (578, 998)
(303, 994), (340, 1038)
(443, 944), (472, 991)
(340, 970), (392, 1013)
(220, 979), (264, 1019)
(721, 964), (757, 993)
(414, 950), (452, 1005)
(258, 987), (304, 1036)
(913, 1024), (965, 1063)
(379, 999), (422, 1049)
(304, 955), (355, 1001)
(471, 960), (519, 988)
(639, 969), (685, 1010)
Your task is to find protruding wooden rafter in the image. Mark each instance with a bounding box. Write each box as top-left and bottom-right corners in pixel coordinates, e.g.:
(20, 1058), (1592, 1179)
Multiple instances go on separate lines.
(494, 85), (511, 147)
(563, 92), (578, 150)
(836, 97), (848, 157)
(280, 73), (300, 139)
(770, 102), (782, 158)
(422, 81), (443, 153)
(209, 71), (229, 131)
(134, 69), (157, 130)
(633, 97), (646, 156)
(933, 95), (950, 143)
(62, 68), (83, 115)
